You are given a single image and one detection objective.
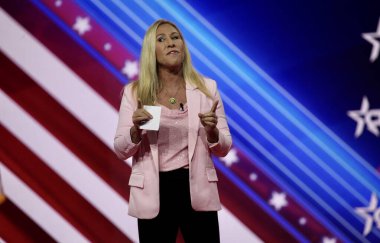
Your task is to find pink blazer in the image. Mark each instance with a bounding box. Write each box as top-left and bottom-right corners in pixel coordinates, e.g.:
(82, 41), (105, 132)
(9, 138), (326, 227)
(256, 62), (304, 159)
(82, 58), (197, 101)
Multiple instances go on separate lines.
(114, 78), (232, 219)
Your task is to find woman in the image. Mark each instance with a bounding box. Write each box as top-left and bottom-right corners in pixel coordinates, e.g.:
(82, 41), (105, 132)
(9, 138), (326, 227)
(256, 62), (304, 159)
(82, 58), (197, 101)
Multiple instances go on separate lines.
(114, 19), (232, 243)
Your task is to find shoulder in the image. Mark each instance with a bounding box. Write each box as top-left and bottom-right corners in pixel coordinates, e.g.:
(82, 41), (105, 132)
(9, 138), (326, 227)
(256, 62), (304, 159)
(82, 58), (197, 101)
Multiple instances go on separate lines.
(122, 81), (138, 103)
(202, 77), (218, 94)
(123, 81), (137, 94)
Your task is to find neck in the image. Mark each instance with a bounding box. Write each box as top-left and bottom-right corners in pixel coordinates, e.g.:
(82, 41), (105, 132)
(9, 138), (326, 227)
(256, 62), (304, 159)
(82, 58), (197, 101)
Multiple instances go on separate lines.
(158, 66), (184, 88)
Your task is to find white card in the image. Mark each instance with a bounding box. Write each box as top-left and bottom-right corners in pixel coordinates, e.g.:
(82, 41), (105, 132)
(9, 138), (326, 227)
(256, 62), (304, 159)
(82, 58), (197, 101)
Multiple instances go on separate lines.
(139, 105), (161, 131)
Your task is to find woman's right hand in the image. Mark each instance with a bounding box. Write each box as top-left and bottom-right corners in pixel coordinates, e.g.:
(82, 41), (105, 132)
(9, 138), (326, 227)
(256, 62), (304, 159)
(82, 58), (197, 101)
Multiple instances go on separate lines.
(132, 99), (153, 129)
(130, 99), (152, 144)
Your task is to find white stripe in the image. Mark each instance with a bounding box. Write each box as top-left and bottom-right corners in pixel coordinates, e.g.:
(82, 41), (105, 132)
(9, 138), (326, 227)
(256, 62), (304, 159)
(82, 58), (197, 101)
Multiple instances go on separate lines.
(0, 163), (89, 243)
(0, 8), (140, 238)
(0, 7), (119, 160)
(111, 0), (149, 30)
(133, 0), (160, 20)
(89, 0), (142, 45)
(0, 6), (133, 165)
(0, 90), (139, 242)
(219, 207), (263, 243)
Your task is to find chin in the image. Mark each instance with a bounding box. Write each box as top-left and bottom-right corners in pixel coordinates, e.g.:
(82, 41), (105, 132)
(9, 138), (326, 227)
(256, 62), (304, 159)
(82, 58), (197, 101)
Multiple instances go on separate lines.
(166, 61), (182, 69)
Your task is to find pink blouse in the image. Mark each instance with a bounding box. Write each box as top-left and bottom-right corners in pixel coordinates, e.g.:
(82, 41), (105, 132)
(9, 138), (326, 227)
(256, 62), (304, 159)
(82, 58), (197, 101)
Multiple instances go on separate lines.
(157, 103), (189, 171)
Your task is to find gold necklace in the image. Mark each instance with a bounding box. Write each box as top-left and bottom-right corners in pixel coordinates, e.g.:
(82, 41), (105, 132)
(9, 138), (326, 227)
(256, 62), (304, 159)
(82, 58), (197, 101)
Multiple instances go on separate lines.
(164, 85), (181, 104)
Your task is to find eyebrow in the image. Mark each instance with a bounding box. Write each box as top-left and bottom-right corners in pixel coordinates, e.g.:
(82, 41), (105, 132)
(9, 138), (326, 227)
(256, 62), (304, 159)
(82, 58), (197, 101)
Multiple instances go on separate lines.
(156, 31), (179, 37)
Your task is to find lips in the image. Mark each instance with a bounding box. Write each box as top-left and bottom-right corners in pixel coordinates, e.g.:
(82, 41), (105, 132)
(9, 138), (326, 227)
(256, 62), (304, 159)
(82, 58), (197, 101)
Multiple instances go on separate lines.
(166, 50), (179, 55)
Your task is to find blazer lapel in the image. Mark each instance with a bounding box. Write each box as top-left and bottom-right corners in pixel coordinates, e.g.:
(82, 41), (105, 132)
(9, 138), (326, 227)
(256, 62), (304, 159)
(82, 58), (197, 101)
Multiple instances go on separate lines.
(186, 82), (201, 163)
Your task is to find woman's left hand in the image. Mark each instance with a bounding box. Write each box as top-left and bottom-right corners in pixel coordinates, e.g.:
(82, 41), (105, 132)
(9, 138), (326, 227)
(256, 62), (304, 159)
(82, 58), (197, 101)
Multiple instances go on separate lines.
(198, 100), (219, 143)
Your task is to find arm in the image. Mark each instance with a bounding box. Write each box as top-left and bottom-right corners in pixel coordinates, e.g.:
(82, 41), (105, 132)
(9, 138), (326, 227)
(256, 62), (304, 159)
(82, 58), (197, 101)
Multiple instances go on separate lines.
(200, 79), (232, 157)
(114, 85), (147, 160)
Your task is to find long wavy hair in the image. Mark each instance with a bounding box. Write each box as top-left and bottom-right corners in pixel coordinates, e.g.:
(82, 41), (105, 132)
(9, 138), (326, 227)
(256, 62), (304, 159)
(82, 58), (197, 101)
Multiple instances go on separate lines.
(131, 19), (212, 105)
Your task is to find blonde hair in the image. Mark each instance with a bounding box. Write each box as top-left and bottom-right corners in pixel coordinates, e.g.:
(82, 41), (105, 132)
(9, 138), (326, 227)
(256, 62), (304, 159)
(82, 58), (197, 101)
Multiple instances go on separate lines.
(132, 19), (212, 105)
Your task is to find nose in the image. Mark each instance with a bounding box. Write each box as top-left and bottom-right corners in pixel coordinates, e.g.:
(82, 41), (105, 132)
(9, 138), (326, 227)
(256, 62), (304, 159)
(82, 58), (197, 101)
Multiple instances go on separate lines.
(166, 38), (175, 47)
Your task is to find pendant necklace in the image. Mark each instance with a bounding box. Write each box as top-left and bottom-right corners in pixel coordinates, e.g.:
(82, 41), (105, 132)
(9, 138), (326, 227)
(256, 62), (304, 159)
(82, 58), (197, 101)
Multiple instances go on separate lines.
(169, 97), (176, 104)
(165, 84), (181, 105)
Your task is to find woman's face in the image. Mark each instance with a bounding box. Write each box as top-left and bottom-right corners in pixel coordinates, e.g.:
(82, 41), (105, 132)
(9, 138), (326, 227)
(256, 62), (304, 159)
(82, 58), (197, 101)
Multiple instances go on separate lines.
(155, 23), (184, 70)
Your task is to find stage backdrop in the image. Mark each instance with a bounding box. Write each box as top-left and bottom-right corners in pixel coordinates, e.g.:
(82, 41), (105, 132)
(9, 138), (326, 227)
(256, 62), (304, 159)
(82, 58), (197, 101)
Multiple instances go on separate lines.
(1, 0), (379, 242)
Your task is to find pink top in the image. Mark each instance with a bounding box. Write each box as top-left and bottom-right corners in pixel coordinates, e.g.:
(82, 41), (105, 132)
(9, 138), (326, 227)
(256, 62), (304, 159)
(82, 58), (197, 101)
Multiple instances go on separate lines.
(157, 103), (189, 171)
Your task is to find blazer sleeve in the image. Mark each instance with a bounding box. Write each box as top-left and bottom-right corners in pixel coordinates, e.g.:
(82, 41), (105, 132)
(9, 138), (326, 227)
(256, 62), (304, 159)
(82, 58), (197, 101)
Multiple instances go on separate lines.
(207, 79), (232, 157)
(114, 84), (141, 160)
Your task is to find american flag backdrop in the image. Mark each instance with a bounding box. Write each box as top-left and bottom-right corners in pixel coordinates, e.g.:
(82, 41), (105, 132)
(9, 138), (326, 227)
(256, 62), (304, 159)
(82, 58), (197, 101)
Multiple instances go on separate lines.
(1, 0), (380, 242)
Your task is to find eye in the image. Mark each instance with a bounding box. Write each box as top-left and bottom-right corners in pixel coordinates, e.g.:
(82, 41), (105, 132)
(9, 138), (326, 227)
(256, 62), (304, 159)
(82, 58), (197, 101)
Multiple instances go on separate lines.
(172, 35), (180, 40)
(157, 36), (165, 42)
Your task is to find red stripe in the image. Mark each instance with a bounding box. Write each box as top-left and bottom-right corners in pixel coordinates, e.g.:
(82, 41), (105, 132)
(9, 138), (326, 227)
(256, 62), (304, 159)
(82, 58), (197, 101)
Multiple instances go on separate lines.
(218, 168), (298, 242)
(230, 148), (336, 240)
(0, 199), (55, 242)
(0, 125), (132, 242)
(0, 51), (131, 202)
(0, 0), (124, 109)
(41, 0), (138, 70)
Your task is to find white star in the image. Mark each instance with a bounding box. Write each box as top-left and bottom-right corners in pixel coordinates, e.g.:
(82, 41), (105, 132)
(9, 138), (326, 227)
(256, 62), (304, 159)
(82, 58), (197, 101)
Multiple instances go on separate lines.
(122, 60), (139, 79)
(355, 192), (380, 236)
(249, 172), (258, 181)
(362, 18), (380, 62)
(55, 0), (63, 7)
(269, 191), (288, 211)
(104, 43), (112, 51)
(299, 217), (307, 225)
(322, 236), (336, 243)
(347, 96), (380, 137)
(73, 16), (92, 36)
(220, 148), (239, 167)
